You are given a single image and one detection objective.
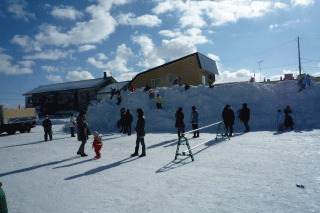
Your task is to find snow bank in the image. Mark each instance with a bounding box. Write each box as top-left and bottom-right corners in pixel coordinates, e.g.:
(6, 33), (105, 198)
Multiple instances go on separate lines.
(86, 81), (320, 133)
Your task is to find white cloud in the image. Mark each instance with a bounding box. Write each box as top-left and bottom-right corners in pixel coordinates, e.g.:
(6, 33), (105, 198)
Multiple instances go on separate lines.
(0, 52), (33, 75)
(46, 75), (64, 83)
(118, 13), (162, 27)
(217, 69), (255, 79)
(88, 44), (134, 73)
(51, 5), (84, 20)
(152, 0), (285, 27)
(18, 60), (35, 68)
(87, 57), (108, 69)
(291, 0), (315, 7)
(41, 65), (58, 72)
(114, 72), (139, 82)
(159, 30), (182, 37)
(158, 28), (210, 60)
(11, 0), (131, 51)
(133, 36), (165, 68)
(207, 30), (215, 34)
(23, 49), (75, 60)
(269, 20), (300, 30)
(274, 2), (288, 9)
(97, 53), (108, 60)
(78, 44), (96, 52)
(66, 71), (95, 81)
(6, 0), (35, 22)
(313, 72), (320, 77)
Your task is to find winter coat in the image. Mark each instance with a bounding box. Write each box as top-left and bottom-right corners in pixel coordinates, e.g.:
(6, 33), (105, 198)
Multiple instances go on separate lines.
(304, 77), (312, 85)
(92, 138), (103, 149)
(76, 115), (88, 141)
(175, 110), (185, 129)
(135, 116), (146, 137)
(129, 87), (135, 92)
(190, 110), (199, 124)
(222, 107), (235, 125)
(42, 118), (52, 131)
(124, 112), (133, 125)
(239, 106), (250, 121)
(277, 112), (285, 124)
(284, 114), (294, 127)
(156, 96), (163, 104)
(120, 112), (126, 125)
(70, 116), (76, 127)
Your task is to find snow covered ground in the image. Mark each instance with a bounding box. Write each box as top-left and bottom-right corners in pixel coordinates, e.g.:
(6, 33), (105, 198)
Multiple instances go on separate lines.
(1, 81), (320, 212)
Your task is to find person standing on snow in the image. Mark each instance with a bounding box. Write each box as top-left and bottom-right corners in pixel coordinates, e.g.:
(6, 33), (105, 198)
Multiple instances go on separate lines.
(277, 109), (285, 132)
(239, 103), (250, 132)
(131, 108), (146, 157)
(119, 107), (126, 133)
(77, 110), (89, 157)
(184, 82), (190, 90)
(70, 113), (76, 137)
(175, 107), (185, 138)
(116, 90), (122, 105)
(304, 74), (312, 87)
(156, 94), (163, 109)
(222, 105), (235, 137)
(125, 109), (133, 136)
(284, 105), (292, 116)
(190, 106), (199, 138)
(42, 115), (52, 141)
(92, 131), (103, 159)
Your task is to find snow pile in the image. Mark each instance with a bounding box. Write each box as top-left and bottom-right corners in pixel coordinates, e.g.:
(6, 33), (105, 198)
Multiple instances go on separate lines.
(86, 81), (320, 133)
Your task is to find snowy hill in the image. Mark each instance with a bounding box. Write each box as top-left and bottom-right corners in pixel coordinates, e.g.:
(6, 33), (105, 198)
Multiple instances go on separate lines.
(87, 80), (320, 133)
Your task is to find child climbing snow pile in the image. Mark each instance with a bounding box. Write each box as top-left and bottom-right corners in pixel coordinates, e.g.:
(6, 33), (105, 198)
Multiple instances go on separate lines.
(92, 131), (103, 159)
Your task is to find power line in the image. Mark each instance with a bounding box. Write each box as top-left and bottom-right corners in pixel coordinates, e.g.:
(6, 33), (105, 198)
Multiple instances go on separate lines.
(301, 58), (320, 62)
(220, 39), (296, 63)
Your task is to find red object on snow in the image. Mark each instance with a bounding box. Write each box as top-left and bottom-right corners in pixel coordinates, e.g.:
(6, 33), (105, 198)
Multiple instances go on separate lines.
(149, 91), (155, 99)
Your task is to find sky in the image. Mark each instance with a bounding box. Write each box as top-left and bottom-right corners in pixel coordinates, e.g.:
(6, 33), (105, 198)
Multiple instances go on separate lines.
(0, 0), (319, 108)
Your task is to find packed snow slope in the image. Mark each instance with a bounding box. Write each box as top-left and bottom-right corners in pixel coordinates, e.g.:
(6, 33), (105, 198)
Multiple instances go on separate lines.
(87, 81), (320, 133)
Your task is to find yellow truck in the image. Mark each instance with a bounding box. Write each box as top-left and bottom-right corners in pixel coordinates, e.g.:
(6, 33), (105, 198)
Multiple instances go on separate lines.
(0, 105), (38, 135)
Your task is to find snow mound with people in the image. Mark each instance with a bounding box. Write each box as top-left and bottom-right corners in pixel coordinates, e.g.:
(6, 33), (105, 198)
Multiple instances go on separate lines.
(86, 80), (320, 133)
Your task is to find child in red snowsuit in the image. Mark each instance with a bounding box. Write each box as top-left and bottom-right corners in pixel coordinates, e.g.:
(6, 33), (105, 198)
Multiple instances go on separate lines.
(92, 131), (103, 159)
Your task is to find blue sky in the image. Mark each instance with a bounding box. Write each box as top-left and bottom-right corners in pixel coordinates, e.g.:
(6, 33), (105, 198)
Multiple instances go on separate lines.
(0, 0), (319, 108)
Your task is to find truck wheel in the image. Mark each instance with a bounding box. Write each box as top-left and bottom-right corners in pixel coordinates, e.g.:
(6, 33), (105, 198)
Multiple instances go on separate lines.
(7, 130), (16, 135)
(25, 125), (31, 133)
(19, 129), (26, 133)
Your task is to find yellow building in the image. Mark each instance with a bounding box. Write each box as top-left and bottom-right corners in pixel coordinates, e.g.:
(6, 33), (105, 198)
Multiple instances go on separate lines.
(129, 52), (219, 89)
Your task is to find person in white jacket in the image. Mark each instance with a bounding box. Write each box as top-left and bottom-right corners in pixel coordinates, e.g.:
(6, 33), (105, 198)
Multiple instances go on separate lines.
(277, 109), (285, 132)
(70, 113), (76, 137)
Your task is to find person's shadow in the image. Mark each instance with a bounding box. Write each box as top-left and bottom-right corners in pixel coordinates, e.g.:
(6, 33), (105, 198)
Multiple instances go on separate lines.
(64, 157), (139, 180)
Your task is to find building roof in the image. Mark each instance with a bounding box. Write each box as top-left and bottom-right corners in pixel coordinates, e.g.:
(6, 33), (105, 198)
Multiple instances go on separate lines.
(129, 52), (219, 84)
(213, 76), (254, 85)
(98, 81), (130, 94)
(23, 77), (116, 95)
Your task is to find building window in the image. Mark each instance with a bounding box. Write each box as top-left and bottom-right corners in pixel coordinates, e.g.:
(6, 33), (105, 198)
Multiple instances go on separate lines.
(156, 78), (161, 86)
(151, 79), (155, 86)
(27, 97), (32, 104)
(167, 74), (173, 83)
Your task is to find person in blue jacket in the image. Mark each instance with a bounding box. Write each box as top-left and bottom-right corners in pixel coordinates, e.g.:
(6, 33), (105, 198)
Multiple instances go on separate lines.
(277, 109), (285, 132)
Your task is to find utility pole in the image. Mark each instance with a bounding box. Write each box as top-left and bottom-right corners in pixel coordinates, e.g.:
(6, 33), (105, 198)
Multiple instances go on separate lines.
(298, 36), (301, 76)
(258, 61), (263, 82)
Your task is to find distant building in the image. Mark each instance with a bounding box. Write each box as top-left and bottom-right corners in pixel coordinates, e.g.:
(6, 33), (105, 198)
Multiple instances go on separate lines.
(284, 74), (294, 80)
(129, 52), (219, 89)
(23, 72), (116, 114)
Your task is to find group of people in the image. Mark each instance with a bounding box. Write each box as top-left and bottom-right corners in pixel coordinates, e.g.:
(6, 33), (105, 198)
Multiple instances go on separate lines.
(110, 87), (123, 105)
(118, 107), (133, 135)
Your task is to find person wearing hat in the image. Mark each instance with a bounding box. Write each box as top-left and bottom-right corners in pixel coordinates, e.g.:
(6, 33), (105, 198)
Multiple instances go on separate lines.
(92, 131), (103, 159)
(222, 105), (235, 136)
(238, 103), (250, 132)
(42, 115), (52, 141)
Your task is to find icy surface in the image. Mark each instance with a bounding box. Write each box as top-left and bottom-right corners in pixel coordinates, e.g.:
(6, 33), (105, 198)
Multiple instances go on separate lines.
(1, 80), (319, 213)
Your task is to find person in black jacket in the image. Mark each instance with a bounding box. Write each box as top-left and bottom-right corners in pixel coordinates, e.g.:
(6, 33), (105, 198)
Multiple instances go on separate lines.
(222, 105), (235, 136)
(42, 115), (52, 141)
(131, 108), (146, 157)
(239, 103), (250, 132)
(175, 107), (185, 138)
(125, 109), (133, 136)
